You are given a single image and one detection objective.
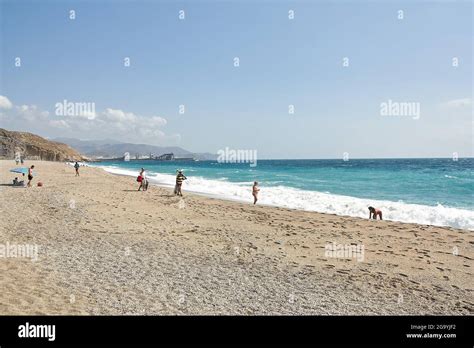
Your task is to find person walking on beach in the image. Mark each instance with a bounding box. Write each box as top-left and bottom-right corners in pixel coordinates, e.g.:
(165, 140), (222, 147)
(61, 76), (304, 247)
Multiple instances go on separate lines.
(252, 181), (260, 205)
(27, 165), (34, 187)
(368, 206), (383, 220)
(74, 162), (80, 176)
(175, 170), (187, 196)
(142, 172), (149, 191)
(137, 168), (146, 191)
(174, 170), (179, 195)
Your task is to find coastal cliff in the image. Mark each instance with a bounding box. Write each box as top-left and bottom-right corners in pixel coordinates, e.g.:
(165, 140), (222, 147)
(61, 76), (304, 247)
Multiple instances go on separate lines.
(0, 128), (85, 161)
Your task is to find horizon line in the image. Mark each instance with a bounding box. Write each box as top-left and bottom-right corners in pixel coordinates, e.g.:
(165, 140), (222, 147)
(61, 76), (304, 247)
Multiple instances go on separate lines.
(106, 156), (474, 161)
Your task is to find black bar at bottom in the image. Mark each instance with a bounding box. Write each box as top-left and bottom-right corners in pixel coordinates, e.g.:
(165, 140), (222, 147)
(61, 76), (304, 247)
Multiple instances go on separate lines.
(0, 316), (471, 346)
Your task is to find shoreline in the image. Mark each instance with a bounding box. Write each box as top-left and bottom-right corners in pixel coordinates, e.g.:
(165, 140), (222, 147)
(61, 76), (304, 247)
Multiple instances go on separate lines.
(91, 162), (474, 231)
(1, 160), (473, 315)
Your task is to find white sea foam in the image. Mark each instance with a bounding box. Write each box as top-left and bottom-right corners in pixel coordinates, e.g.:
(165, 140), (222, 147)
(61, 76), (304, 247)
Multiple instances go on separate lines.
(99, 166), (474, 230)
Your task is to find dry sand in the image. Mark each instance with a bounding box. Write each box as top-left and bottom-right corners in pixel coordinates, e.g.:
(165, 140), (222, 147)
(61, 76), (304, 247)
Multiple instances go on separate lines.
(0, 160), (472, 315)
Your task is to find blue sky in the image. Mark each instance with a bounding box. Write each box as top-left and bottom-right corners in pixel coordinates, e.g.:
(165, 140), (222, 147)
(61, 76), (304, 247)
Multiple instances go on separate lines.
(0, 0), (472, 158)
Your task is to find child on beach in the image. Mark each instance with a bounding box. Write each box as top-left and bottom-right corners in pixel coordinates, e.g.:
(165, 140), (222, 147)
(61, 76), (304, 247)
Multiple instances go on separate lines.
(74, 162), (80, 176)
(27, 165), (34, 187)
(175, 170), (187, 196)
(368, 206), (383, 220)
(252, 181), (260, 205)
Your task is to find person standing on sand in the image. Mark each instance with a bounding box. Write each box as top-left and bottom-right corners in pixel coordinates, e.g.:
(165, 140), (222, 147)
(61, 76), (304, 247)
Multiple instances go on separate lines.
(137, 168), (146, 191)
(174, 170), (179, 195)
(368, 206), (383, 220)
(175, 170), (187, 196)
(142, 172), (149, 191)
(74, 162), (80, 176)
(27, 165), (34, 187)
(252, 181), (260, 204)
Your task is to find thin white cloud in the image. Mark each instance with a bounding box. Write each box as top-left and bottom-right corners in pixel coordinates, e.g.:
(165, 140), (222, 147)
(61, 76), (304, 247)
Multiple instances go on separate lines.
(17, 105), (49, 122)
(0, 95), (177, 145)
(49, 119), (70, 129)
(0, 95), (13, 109)
(101, 108), (137, 123)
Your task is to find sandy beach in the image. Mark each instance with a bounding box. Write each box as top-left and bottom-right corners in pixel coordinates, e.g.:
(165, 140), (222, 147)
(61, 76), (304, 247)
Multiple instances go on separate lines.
(0, 160), (472, 315)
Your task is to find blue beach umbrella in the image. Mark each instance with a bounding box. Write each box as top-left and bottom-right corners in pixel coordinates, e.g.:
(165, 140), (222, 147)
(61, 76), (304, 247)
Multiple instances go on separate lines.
(9, 167), (29, 174)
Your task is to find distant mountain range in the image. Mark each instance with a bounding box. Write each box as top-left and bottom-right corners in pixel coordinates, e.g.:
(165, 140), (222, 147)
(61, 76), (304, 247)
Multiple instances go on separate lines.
(53, 137), (218, 161)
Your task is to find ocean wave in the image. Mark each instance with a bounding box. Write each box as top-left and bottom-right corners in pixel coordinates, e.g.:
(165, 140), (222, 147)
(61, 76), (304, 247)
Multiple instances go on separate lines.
(97, 165), (474, 230)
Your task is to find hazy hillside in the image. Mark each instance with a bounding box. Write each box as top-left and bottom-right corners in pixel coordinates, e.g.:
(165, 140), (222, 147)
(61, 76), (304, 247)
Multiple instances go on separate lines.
(54, 137), (217, 160)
